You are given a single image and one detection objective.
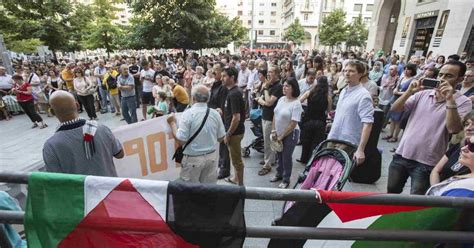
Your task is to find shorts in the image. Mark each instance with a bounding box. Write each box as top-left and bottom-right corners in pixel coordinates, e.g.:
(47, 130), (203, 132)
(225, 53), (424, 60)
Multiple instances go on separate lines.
(142, 92), (155, 105)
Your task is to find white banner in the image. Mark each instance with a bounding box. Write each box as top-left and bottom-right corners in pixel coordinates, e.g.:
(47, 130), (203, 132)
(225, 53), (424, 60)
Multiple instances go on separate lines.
(112, 115), (181, 181)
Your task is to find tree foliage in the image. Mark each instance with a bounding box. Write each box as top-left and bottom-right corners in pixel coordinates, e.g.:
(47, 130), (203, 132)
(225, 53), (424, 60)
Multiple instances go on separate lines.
(67, 4), (95, 51)
(346, 14), (369, 49)
(0, 0), (71, 53)
(86, 0), (123, 56)
(319, 8), (348, 49)
(283, 18), (306, 45)
(129, 0), (247, 52)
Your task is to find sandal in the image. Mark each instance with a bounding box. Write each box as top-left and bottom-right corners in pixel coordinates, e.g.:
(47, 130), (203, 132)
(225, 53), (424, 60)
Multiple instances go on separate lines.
(31, 123), (38, 129)
(382, 135), (392, 140)
(224, 177), (237, 184)
(390, 148), (397, 153)
(258, 167), (271, 176)
(387, 137), (398, 143)
(40, 123), (48, 129)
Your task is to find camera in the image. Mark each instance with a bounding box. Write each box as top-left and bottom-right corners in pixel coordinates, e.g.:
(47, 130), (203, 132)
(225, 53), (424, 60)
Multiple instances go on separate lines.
(421, 78), (440, 89)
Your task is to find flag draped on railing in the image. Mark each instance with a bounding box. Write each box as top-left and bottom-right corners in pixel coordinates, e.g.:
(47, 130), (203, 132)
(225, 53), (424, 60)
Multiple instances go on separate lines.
(25, 172), (245, 248)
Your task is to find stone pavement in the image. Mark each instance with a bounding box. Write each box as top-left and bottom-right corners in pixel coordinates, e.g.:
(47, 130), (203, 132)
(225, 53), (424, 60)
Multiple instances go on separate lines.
(0, 110), (410, 247)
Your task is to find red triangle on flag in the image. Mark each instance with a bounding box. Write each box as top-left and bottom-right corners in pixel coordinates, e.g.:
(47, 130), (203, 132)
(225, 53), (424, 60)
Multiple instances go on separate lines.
(59, 179), (198, 248)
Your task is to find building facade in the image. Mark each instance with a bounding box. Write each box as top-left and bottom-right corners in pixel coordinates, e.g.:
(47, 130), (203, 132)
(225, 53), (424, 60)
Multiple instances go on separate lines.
(217, 0), (284, 46)
(367, 0), (474, 58)
(282, 0), (321, 50)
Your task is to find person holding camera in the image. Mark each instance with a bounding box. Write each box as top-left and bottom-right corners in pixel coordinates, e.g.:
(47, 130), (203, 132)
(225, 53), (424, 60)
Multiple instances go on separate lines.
(387, 60), (472, 195)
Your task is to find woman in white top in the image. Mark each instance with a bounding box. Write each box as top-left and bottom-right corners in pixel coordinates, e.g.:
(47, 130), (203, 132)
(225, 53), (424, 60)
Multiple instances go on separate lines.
(202, 68), (216, 89)
(73, 67), (97, 120)
(270, 77), (303, 188)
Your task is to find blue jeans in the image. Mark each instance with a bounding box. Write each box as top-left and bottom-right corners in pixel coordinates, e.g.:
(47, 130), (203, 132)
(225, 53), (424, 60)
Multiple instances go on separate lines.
(121, 95), (137, 124)
(98, 86), (115, 112)
(387, 154), (432, 195)
(276, 129), (300, 183)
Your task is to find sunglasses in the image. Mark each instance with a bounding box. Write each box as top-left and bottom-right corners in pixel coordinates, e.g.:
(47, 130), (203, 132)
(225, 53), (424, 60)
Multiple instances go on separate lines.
(466, 139), (474, 153)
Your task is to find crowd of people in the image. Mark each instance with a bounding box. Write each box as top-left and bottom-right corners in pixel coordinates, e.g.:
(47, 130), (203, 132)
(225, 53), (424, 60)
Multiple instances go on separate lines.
(0, 48), (473, 196)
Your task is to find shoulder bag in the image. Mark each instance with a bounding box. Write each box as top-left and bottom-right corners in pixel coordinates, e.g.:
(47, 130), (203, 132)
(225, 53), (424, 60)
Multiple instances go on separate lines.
(172, 108), (210, 163)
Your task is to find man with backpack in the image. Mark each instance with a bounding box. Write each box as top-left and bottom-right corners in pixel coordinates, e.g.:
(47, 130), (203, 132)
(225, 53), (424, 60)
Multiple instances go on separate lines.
(104, 64), (121, 116)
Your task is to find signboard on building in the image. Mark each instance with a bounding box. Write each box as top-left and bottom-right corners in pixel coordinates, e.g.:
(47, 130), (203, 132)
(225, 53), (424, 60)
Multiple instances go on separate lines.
(433, 10), (450, 47)
(415, 10), (439, 19)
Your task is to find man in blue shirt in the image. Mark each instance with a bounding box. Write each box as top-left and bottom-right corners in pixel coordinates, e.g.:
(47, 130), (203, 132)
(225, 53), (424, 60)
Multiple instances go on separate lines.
(328, 61), (374, 165)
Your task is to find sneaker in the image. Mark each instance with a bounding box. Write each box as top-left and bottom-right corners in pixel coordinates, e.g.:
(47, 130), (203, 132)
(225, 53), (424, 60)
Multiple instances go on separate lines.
(270, 176), (282, 182)
(278, 182), (289, 189)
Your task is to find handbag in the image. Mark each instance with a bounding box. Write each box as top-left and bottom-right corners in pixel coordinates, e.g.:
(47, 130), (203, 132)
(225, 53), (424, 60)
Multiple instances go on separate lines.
(172, 108), (210, 163)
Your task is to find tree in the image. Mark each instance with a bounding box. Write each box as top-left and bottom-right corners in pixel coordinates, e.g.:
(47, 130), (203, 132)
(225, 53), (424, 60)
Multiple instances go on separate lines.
(66, 4), (95, 51)
(130, 0), (247, 55)
(0, 0), (72, 57)
(345, 14), (369, 50)
(319, 8), (348, 51)
(86, 0), (123, 57)
(283, 18), (306, 46)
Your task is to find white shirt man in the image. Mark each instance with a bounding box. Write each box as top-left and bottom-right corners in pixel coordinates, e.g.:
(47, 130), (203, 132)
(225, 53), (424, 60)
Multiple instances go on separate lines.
(237, 61), (250, 89)
(167, 85), (225, 184)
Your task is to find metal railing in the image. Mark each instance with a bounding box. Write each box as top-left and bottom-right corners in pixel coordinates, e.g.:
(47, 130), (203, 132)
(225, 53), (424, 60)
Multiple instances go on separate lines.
(0, 171), (473, 246)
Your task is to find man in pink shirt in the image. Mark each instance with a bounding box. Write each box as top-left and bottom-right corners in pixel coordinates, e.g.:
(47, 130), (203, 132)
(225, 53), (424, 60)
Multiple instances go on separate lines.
(387, 60), (472, 195)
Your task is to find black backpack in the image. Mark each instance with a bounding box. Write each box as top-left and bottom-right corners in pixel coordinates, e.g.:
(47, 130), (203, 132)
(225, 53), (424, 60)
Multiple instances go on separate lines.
(106, 75), (118, 89)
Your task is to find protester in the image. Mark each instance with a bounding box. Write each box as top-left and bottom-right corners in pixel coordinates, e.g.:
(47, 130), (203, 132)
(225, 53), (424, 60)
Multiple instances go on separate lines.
(169, 78), (189, 112)
(387, 60), (472, 195)
(104, 65), (121, 116)
(117, 64), (137, 124)
(378, 65), (399, 126)
(43, 90), (124, 176)
(270, 77), (303, 188)
(73, 67), (97, 120)
(222, 67), (246, 186)
(139, 60), (156, 120)
(11, 74), (47, 128)
(383, 63), (417, 143)
(327, 60), (374, 164)
(257, 65), (283, 176)
(369, 61), (384, 85)
(298, 76), (331, 163)
(167, 85), (225, 183)
(430, 111), (474, 185)
(208, 63), (231, 179)
(0, 66), (13, 120)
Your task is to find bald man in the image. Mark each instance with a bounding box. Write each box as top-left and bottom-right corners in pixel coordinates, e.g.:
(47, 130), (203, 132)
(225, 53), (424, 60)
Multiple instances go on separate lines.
(167, 85), (225, 183)
(43, 91), (124, 176)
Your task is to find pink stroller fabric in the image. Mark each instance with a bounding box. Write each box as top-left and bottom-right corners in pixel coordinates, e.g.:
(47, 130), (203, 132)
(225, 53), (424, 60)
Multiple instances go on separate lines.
(299, 157), (343, 190)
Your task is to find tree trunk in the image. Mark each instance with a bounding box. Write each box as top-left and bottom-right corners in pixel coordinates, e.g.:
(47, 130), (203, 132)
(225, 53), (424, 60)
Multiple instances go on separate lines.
(52, 50), (58, 64)
(182, 48), (187, 58)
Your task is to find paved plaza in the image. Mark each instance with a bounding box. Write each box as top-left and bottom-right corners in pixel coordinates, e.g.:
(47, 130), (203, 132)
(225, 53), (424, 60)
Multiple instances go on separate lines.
(0, 111), (410, 247)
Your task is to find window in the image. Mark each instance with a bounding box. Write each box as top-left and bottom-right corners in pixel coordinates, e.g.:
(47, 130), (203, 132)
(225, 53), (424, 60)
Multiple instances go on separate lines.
(248, 20), (252, 25)
(354, 4), (362, 12)
(238, 10), (243, 16)
(304, 13), (309, 20)
(259, 20), (264, 25)
(259, 11), (264, 16)
(270, 30), (276, 35)
(271, 11), (276, 16)
(270, 19), (276, 24)
(271, 2), (277, 7)
(364, 17), (371, 23)
(352, 17), (358, 22)
(366, 4), (373, 12)
(258, 30), (264, 35)
(248, 11), (252, 15)
(259, 2), (264, 6)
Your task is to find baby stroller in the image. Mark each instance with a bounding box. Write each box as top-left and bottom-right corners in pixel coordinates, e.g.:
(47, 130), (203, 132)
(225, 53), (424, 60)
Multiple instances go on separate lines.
(242, 108), (264, 157)
(268, 139), (357, 248)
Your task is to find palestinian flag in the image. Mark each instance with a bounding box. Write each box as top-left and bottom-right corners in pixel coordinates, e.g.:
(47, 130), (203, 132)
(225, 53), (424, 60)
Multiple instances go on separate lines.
(270, 181), (474, 248)
(25, 172), (245, 248)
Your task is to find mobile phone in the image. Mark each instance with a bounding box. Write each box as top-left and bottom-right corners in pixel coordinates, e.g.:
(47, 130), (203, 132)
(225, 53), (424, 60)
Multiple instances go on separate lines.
(422, 78), (440, 89)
